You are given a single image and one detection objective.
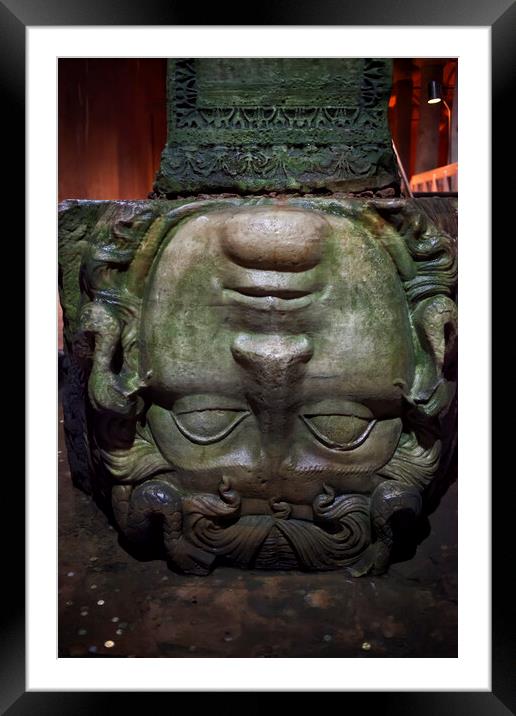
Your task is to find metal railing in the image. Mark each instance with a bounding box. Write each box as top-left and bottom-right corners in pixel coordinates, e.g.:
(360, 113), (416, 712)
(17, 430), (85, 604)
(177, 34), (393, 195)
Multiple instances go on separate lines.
(410, 162), (458, 193)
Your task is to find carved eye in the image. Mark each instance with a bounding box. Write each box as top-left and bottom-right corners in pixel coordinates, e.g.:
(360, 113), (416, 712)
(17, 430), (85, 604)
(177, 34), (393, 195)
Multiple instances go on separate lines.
(171, 409), (250, 445)
(301, 414), (376, 451)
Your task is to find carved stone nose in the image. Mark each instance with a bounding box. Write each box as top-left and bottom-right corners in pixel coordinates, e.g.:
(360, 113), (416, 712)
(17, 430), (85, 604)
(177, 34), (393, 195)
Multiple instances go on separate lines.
(221, 208), (329, 272)
(231, 333), (313, 436)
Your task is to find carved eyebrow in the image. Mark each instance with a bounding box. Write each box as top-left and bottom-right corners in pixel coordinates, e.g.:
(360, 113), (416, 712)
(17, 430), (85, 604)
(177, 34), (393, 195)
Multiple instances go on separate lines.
(172, 394), (248, 414)
(300, 399), (374, 419)
(174, 407), (249, 416)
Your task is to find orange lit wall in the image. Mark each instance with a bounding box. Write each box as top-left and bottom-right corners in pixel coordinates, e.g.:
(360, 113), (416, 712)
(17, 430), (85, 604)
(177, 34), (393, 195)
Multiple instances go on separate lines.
(58, 59), (167, 201)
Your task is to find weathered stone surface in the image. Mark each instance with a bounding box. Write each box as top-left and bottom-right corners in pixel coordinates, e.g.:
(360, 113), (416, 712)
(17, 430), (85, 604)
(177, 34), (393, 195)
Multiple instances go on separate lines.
(59, 196), (457, 575)
(153, 59), (399, 195)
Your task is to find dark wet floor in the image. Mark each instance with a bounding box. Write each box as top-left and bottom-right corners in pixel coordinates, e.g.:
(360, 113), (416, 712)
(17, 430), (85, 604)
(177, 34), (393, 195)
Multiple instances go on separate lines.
(58, 403), (457, 658)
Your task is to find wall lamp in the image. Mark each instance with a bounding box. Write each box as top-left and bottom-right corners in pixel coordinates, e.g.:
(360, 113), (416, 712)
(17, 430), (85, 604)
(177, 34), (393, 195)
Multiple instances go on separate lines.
(427, 80), (444, 104)
(427, 80), (452, 163)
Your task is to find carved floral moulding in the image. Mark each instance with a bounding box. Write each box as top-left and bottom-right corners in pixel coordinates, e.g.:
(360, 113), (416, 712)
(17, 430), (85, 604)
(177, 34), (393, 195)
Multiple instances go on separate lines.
(153, 58), (399, 195)
(59, 196), (457, 575)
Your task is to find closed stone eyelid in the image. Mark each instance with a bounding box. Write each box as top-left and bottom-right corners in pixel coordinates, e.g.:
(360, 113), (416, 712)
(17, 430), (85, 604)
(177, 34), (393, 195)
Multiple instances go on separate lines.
(300, 415), (377, 451)
(171, 410), (251, 445)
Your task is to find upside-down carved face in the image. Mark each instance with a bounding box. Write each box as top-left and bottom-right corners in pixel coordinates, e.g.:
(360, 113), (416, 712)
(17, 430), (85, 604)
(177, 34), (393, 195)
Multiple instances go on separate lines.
(141, 206), (411, 497)
(73, 199), (457, 575)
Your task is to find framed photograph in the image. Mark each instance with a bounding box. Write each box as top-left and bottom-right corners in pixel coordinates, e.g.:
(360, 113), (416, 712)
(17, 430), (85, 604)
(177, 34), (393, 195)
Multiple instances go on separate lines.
(6, 0), (509, 711)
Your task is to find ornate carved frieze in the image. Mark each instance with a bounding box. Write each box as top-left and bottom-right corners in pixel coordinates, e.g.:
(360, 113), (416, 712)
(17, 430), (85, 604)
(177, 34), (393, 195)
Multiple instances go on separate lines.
(154, 59), (399, 195)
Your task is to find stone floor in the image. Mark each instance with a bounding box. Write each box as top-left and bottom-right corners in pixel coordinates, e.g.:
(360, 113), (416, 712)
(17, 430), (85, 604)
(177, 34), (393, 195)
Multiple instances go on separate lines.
(58, 404), (457, 659)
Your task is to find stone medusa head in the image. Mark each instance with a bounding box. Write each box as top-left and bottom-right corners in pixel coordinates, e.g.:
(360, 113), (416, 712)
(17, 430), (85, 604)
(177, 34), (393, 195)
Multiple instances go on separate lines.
(60, 197), (457, 575)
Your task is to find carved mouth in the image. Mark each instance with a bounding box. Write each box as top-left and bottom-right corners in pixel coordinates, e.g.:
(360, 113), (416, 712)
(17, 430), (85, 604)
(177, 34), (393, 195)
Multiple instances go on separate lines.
(222, 287), (314, 311)
(232, 286), (311, 299)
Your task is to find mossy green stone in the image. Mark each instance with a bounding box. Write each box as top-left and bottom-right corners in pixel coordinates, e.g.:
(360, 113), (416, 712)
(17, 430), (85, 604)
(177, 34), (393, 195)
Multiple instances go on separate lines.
(58, 196), (457, 574)
(154, 59), (399, 196)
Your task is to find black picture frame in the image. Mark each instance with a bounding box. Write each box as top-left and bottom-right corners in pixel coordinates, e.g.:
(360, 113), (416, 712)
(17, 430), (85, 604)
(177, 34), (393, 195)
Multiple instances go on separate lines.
(7, 0), (513, 712)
